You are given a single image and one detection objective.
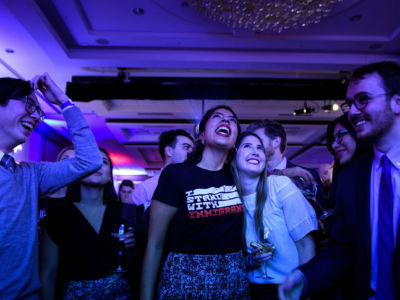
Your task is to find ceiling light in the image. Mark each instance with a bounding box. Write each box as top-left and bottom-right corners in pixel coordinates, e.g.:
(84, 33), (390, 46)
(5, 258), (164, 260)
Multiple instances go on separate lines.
(293, 102), (315, 116)
(132, 8), (145, 15)
(349, 14), (362, 22)
(322, 103), (339, 112)
(113, 168), (147, 176)
(189, 0), (342, 33)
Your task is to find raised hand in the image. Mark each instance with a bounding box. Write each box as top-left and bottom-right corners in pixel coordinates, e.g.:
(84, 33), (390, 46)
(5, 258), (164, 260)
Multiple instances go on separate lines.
(31, 73), (68, 106)
(112, 226), (136, 248)
(282, 167), (316, 186)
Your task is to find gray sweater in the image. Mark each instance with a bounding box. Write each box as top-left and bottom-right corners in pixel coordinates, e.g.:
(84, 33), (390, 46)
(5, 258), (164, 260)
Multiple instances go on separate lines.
(0, 106), (102, 299)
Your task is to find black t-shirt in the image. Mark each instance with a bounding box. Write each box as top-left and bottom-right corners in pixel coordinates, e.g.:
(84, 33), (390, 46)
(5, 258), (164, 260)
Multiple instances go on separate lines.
(153, 162), (243, 254)
(43, 201), (136, 280)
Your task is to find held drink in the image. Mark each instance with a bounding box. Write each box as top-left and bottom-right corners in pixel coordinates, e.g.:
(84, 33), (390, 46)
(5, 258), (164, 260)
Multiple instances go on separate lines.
(116, 224), (126, 248)
(250, 241), (275, 254)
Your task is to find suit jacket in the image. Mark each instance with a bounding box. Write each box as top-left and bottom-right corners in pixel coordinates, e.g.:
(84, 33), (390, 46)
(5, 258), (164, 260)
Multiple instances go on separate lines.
(299, 152), (400, 299)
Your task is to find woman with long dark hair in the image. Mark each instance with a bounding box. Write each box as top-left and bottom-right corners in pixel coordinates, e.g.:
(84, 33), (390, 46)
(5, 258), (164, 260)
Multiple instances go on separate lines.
(141, 106), (249, 299)
(231, 132), (317, 299)
(327, 114), (371, 177)
(325, 113), (372, 208)
(40, 148), (135, 299)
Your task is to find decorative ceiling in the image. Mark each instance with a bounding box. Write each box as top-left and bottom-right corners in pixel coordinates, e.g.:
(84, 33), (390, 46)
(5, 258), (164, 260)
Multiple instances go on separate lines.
(1, 0), (399, 182)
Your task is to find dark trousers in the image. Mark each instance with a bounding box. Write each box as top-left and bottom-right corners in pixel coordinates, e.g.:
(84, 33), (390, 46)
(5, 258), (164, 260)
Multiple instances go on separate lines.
(249, 282), (279, 300)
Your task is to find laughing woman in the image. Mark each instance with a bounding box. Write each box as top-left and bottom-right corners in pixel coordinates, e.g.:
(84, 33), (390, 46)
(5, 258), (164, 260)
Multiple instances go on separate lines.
(141, 106), (249, 300)
(231, 132), (318, 300)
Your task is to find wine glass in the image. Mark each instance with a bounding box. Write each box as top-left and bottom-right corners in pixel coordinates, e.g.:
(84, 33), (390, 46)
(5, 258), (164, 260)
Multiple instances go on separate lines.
(296, 177), (333, 220)
(112, 223), (128, 273)
(252, 227), (275, 279)
(256, 241), (275, 279)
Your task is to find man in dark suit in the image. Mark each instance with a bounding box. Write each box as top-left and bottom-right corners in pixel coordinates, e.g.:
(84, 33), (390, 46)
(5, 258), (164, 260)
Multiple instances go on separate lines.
(279, 61), (400, 300)
(247, 119), (326, 212)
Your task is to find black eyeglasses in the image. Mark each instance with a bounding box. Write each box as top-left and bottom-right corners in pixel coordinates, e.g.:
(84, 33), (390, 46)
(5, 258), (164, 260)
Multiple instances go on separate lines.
(341, 92), (392, 113)
(18, 96), (45, 122)
(332, 129), (349, 145)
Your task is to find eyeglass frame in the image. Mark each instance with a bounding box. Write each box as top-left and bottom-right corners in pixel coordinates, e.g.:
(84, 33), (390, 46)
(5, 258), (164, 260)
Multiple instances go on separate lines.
(332, 129), (349, 145)
(341, 92), (393, 113)
(10, 96), (46, 122)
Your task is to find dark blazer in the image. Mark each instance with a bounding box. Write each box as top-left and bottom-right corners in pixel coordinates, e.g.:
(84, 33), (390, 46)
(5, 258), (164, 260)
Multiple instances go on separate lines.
(299, 152), (400, 299)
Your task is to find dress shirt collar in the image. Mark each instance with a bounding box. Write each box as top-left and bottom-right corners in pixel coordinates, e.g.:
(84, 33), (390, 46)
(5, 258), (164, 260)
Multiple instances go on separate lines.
(274, 156), (287, 170)
(0, 150), (14, 161)
(373, 140), (400, 170)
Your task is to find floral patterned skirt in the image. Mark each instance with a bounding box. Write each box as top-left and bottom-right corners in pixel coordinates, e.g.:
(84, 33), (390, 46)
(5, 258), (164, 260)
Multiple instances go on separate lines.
(157, 251), (249, 300)
(63, 273), (130, 300)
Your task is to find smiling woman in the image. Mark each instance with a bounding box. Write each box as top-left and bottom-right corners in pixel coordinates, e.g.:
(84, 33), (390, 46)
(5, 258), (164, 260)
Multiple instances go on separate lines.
(140, 105), (249, 300)
(325, 113), (372, 210)
(231, 132), (318, 300)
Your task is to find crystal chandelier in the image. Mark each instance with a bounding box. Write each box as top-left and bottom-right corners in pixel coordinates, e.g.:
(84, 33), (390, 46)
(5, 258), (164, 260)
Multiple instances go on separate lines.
(189, 0), (343, 33)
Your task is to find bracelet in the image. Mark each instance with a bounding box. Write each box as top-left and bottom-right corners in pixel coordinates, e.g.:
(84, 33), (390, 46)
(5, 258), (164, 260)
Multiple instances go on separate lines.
(60, 99), (74, 110)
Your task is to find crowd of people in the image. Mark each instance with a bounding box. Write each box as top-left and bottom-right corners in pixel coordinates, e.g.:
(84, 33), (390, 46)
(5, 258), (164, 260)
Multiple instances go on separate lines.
(0, 60), (398, 300)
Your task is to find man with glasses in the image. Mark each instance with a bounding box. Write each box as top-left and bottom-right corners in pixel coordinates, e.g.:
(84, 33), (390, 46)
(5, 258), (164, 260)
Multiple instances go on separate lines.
(0, 73), (102, 299)
(279, 61), (400, 300)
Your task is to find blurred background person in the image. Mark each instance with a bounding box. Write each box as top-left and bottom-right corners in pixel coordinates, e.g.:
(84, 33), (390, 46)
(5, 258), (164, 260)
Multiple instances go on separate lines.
(40, 148), (135, 300)
(247, 120), (325, 217)
(38, 146), (75, 223)
(325, 113), (372, 209)
(130, 129), (194, 209)
(130, 129), (194, 298)
(141, 106), (248, 300)
(118, 179), (134, 204)
(231, 132), (317, 300)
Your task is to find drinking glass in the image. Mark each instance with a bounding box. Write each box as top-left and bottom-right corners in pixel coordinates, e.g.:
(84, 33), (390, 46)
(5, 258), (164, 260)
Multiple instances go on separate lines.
(255, 241), (275, 279)
(112, 223), (128, 273)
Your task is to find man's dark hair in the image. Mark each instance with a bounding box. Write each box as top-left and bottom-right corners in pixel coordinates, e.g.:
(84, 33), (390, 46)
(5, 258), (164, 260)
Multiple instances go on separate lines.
(0, 78), (32, 106)
(349, 61), (400, 96)
(158, 129), (194, 162)
(118, 180), (134, 202)
(119, 179), (134, 190)
(247, 119), (287, 153)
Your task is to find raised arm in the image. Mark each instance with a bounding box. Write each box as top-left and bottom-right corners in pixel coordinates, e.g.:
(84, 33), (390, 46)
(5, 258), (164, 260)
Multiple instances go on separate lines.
(140, 200), (177, 300)
(31, 73), (102, 195)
